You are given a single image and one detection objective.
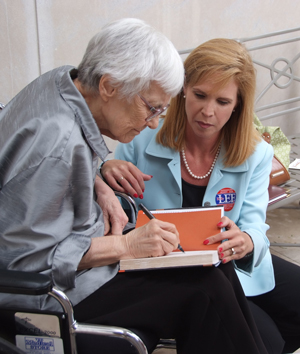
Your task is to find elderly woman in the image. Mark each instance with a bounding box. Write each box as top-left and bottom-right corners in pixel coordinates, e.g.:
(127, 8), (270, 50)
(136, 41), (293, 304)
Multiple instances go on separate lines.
(0, 21), (268, 353)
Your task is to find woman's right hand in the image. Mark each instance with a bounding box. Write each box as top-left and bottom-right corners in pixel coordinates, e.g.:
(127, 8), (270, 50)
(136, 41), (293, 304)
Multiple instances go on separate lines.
(100, 160), (152, 199)
(124, 219), (180, 259)
(78, 219), (179, 270)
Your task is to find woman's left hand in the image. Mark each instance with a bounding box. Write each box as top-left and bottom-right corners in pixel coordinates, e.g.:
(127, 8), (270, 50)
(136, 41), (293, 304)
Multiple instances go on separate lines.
(100, 159), (152, 199)
(94, 175), (129, 235)
(203, 216), (254, 264)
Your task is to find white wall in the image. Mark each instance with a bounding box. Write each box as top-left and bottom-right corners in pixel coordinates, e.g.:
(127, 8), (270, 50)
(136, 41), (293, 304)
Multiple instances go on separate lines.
(1, 0), (300, 154)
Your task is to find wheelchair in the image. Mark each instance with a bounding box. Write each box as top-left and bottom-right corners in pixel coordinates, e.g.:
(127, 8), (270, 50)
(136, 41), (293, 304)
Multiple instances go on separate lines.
(0, 192), (176, 354)
(0, 268), (151, 354)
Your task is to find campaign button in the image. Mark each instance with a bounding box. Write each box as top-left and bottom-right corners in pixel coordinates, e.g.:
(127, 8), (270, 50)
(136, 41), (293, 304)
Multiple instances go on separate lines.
(215, 188), (236, 211)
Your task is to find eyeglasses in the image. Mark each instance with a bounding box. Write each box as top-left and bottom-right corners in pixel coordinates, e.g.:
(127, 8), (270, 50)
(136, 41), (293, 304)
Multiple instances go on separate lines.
(137, 94), (170, 122)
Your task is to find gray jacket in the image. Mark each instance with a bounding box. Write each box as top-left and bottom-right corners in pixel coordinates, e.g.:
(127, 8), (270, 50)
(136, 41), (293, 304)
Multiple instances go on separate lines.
(0, 66), (118, 311)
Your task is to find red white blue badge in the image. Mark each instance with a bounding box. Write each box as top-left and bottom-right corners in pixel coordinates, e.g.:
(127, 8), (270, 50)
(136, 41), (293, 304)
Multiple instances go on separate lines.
(215, 188), (236, 211)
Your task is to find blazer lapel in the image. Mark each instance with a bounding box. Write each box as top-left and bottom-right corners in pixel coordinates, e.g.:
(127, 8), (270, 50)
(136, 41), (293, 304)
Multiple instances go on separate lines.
(145, 134), (182, 190)
(207, 147), (249, 190)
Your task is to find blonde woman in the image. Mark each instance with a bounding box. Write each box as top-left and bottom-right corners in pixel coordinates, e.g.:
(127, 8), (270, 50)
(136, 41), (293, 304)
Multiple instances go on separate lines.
(102, 39), (300, 353)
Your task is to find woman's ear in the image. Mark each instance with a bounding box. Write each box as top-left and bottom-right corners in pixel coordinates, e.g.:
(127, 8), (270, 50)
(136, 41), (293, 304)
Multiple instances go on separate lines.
(99, 75), (116, 102)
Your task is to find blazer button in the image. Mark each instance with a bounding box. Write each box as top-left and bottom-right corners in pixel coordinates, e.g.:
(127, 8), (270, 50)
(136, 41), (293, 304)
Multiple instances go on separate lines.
(204, 201), (211, 207)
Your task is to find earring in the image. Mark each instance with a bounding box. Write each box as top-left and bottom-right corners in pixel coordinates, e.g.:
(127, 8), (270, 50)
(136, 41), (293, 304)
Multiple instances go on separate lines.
(183, 95), (186, 98)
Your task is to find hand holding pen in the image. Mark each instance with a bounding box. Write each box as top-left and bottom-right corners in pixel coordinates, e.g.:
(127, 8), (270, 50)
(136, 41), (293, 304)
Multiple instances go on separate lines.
(139, 203), (185, 253)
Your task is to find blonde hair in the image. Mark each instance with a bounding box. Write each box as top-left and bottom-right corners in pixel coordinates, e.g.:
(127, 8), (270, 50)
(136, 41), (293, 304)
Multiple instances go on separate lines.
(157, 38), (260, 167)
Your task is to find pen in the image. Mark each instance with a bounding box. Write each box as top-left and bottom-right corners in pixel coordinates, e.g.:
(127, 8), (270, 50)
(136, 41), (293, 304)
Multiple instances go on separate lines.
(139, 203), (185, 253)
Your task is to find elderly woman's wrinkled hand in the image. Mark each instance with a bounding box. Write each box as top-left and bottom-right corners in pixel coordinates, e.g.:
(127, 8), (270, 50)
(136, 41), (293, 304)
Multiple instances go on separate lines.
(101, 159), (152, 199)
(203, 216), (254, 264)
(124, 219), (180, 259)
(94, 175), (128, 235)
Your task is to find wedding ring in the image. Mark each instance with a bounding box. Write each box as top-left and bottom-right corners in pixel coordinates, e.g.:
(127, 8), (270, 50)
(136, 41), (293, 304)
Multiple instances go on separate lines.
(231, 247), (236, 255)
(119, 176), (124, 182)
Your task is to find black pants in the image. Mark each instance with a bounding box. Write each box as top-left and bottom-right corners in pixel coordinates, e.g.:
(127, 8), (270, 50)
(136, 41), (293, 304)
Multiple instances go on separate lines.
(74, 262), (267, 354)
(248, 255), (300, 354)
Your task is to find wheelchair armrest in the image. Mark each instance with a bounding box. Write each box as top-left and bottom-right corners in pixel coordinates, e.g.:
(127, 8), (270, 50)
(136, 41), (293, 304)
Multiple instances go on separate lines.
(0, 269), (52, 295)
(114, 191), (138, 233)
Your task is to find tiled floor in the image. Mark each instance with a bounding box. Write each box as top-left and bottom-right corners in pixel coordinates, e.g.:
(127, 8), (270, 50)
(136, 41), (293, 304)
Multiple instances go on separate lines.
(267, 199), (300, 266)
(153, 199), (300, 354)
(267, 199), (300, 354)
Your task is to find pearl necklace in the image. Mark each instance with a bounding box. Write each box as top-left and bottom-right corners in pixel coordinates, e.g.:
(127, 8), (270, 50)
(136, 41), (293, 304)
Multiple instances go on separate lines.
(181, 145), (221, 180)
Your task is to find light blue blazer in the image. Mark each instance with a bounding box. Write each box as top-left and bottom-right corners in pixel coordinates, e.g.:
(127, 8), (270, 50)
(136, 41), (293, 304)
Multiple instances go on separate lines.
(115, 120), (275, 296)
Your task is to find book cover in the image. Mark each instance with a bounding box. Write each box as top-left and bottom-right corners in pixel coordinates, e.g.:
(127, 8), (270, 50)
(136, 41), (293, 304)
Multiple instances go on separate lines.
(135, 206), (224, 251)
(289, 158), (300, 170)
(119, 206), (223, 271)
(268, 184), (288, 205)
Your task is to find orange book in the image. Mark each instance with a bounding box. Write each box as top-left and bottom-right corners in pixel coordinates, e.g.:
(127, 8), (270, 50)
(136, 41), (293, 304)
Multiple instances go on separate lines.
(119, 206), (223, 271)
(135, 206), (223, 251)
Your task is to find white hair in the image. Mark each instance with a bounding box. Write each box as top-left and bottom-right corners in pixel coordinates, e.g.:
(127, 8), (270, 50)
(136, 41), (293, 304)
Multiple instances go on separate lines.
(77, 18), (184, 99)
